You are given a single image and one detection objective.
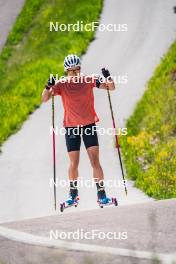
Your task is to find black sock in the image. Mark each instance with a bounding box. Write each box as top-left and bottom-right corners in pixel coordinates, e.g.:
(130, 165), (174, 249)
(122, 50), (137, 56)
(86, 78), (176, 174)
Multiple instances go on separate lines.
(70, 180), (78, 199)
(96, 181), (106, 199)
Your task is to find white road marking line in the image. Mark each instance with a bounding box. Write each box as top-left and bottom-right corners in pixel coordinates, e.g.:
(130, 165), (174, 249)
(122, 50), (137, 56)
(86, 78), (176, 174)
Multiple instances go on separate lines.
(0, 226), (175, 264)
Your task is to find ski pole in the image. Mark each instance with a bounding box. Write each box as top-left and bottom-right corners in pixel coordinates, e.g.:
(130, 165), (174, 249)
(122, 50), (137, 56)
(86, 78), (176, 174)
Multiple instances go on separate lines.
(52, 93), (57, 210)
(102, 68), (128, 196)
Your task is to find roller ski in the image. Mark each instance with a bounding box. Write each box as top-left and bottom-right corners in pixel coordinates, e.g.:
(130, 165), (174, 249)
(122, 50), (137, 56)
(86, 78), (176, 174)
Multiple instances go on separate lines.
(97, 196), (118, 208)
(60, 195), (79, 212)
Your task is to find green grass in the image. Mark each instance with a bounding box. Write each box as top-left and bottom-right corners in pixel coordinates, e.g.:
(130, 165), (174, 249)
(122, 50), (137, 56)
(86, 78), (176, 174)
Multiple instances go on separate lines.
(121, 41), (176, 199)
(0, 0), (103, 147)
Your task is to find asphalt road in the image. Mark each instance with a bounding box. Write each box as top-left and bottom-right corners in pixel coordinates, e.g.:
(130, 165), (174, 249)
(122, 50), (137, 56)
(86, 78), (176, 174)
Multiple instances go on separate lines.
(0, 237), (151, 264)
(0, 199), (176, 264)
(0, 0), (176, 224)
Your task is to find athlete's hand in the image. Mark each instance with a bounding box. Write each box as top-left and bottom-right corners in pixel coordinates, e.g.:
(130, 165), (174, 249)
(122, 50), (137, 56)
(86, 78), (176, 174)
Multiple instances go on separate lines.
(45, 75), (56, 90)
(99, 68), (115, 90)
(101, 68), (111, 78)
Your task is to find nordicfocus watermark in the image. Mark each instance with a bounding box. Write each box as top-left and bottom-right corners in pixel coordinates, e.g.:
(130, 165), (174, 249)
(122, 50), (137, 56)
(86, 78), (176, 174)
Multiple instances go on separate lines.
(49, 229), (128, 241)
(49, 74), (128, 85)
(50, 125), (128, 137)
(50, 21), (128, 32)
(49, 177), (128, 189)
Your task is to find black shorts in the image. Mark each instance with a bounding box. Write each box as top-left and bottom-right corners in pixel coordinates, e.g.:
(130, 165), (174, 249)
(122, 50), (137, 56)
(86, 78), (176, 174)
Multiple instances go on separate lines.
(65, 123), (99, 152)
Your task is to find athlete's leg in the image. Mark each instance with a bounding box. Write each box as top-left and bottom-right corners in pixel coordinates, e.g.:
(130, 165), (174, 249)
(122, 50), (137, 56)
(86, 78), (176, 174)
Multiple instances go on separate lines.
(82, 123), (103, 182)
(87, 146), (108, 200)
(63, 150), (80, 202)
(65, 127), (81, 199)
(68, 151), (80, 181)
(65, 126), (81, 181)
(86, 146), (104, 182)
(83, 124), (108, 200)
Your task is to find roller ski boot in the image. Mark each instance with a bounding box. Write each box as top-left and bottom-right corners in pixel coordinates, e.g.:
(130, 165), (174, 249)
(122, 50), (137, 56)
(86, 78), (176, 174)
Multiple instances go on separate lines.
(97, 190), (118, 208)
(60, 190), (79, 212)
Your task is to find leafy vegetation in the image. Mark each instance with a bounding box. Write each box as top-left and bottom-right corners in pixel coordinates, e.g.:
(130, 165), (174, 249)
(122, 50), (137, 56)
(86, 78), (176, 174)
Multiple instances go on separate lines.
(121, 41), (176, 199)
(0, 0), (103, 146)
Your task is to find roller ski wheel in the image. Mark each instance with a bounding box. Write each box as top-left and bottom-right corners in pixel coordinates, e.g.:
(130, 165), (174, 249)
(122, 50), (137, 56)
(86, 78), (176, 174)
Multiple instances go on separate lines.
(97, 197), (118, 209)
(60, 196), (79, 213)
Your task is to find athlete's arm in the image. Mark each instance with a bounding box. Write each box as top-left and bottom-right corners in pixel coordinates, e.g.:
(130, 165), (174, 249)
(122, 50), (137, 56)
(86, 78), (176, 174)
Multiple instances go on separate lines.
(42, 76), (56, 102)
(42, 88), (52, 102)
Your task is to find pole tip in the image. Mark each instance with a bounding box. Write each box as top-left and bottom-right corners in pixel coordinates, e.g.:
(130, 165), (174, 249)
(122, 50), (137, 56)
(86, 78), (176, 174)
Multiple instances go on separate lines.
(125, 189), (128, 196)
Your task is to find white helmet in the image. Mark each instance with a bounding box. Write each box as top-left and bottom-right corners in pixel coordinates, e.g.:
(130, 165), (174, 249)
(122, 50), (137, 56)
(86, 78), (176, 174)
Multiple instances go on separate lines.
(64, 54), (81, 70)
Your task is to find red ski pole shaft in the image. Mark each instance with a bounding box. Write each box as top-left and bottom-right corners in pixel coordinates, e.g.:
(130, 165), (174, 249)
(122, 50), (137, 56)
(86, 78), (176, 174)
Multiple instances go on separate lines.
(52, 94), (57, 210)
(107, 88), (128, 196)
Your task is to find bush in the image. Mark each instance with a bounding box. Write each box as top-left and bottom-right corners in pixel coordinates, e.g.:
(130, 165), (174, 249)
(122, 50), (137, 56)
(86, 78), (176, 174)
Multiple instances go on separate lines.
(0, 0), (103, 146)
(121, 41), (176, 199)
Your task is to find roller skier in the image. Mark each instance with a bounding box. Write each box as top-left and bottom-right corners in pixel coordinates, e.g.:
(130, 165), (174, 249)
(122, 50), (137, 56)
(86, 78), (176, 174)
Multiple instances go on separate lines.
(42, 54), (118, 211)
